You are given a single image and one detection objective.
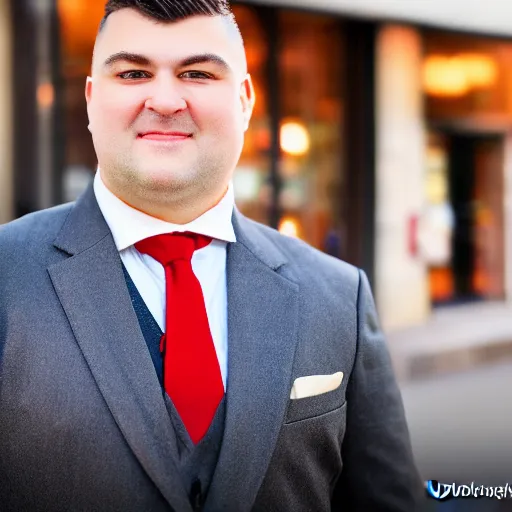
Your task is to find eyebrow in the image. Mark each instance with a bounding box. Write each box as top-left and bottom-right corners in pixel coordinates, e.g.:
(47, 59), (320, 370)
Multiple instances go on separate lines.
(103, 52), (151, 68)
(103, 51), (232, 73)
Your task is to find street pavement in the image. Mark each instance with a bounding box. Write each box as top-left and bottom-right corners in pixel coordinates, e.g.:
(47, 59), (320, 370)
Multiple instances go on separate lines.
(399, 359), (512, 511)
(388, 301), (512, 381)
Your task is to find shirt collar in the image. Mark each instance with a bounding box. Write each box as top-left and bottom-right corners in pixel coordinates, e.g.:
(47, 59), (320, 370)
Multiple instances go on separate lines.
(93, 170), (237, 251)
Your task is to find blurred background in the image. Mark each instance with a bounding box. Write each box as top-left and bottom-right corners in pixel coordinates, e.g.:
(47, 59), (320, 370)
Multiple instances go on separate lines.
(2, 0), (512, 508)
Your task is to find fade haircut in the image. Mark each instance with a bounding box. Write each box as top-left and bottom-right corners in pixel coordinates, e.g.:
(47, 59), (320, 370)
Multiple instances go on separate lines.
(99, 0), (236, 32)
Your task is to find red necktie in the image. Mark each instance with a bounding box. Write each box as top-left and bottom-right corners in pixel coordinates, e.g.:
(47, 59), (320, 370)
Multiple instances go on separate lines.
(135, 232), (224, 444)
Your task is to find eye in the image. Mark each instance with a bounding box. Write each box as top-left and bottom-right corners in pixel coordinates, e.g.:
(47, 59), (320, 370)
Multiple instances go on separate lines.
(117, 70), (151, 80)
(180, 71), (214, 80)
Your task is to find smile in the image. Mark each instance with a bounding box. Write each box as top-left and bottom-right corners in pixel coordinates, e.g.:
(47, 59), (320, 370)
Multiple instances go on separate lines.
(137, 132), (193, 142)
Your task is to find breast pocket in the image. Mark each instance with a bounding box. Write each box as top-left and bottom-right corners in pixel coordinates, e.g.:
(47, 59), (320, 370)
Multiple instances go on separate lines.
(285, 384), (345, 424)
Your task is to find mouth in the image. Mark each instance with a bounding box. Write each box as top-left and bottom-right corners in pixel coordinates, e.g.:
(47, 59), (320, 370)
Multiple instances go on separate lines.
(137, 131), (193, 142)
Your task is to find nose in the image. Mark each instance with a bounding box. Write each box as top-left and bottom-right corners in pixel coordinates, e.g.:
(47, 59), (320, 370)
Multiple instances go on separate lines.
(144, 75), (187, 115)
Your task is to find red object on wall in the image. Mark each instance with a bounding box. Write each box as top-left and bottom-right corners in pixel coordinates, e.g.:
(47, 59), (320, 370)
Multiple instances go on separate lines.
(408, 215), (419, 257)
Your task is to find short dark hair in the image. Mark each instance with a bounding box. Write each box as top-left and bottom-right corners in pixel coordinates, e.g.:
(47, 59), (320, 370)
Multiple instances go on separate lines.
(99, 0), (234, 32)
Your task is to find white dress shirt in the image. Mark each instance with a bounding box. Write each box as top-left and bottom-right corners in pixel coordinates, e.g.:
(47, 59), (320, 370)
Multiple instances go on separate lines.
(93, 171), (236, 389)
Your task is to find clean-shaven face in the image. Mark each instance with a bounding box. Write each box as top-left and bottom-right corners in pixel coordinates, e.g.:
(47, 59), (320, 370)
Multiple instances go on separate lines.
(86, 8), (253, 213)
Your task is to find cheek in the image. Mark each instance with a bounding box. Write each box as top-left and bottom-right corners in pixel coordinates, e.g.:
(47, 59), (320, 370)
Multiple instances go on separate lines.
(190, 87), (245, 136)
(90, 86), (142, 132)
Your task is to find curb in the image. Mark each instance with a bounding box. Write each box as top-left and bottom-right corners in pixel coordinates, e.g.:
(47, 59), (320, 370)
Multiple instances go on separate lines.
(399, 338), (512, 381)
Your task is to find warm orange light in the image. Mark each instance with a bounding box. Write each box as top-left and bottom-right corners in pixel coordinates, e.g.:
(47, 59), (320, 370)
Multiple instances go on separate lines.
(37, 82), (55, 109)
(423, 55), (469, 97)
(459, 53), (497, 88)
(57, 0), (105, 57)
(278, 217), (301, 238)
(429, 267), (454, 302)
(423, 53), (497, 97)
(280, 120), (310, 156)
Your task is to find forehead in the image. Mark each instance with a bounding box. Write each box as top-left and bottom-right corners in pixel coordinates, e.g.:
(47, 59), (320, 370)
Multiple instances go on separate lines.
(94, 9), (243, 69)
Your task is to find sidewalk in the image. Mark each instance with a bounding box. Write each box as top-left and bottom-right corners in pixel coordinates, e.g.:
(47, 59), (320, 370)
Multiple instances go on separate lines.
(386, 301), (512, 381)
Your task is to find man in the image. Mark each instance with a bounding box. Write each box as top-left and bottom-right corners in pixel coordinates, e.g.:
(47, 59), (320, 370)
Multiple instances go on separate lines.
(0, 0), (424, 510)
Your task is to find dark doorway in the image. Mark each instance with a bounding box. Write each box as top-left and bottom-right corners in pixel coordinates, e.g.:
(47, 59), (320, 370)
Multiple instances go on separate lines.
(430, 132), (505, 305)
(449, 135), (478, 300)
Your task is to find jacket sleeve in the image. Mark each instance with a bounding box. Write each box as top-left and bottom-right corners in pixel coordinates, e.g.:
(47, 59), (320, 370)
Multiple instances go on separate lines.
(332, 270), (426, 511)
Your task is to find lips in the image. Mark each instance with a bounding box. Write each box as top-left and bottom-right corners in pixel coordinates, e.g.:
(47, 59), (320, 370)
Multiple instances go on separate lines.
(138, 131), (192, 141)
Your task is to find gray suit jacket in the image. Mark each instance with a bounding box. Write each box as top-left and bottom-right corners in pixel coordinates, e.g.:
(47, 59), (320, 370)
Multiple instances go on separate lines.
(0, 184), (424, 511)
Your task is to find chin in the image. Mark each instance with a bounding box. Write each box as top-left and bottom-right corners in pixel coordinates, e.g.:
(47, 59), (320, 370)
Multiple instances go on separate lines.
(136, 167), (197, 191)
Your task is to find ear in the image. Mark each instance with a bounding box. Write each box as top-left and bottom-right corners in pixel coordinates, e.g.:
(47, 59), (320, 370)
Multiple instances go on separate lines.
(85, 77), (93, 133)
(240, 74), (255, 132)
(85, 76), (94, 103)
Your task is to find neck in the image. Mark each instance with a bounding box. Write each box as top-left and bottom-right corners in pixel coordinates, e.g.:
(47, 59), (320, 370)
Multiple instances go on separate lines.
(101, 177), (229, 225)
(126, 192), (228, 225)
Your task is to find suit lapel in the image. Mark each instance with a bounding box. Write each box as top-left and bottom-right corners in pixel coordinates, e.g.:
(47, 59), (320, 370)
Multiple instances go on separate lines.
(48, 185), (193, 512)
(205, 211), (299, 511)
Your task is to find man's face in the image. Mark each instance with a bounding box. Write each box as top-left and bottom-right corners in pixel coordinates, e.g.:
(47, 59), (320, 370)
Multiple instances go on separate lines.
(86, 9), (253, 211)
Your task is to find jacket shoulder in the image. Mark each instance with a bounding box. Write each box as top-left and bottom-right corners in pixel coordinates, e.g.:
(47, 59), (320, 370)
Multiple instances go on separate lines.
(242, 216), (361, 288)
(0, 203), (74, 255)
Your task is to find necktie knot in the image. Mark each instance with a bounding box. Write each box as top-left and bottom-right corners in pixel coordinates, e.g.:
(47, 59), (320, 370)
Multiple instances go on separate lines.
(135, 232), (212, 267)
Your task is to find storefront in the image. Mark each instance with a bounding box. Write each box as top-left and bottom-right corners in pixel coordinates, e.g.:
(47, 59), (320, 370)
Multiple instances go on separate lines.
(9, 0), (377, 279)
(422, 30), (512, 306)
(374, 24), (512, 327)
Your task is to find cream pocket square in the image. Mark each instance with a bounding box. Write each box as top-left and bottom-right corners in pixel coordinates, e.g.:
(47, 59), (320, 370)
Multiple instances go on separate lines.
(290, 372), (344, 399)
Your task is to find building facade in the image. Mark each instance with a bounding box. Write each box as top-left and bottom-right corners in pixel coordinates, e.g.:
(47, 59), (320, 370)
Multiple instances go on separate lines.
(3, 0), (512, 330)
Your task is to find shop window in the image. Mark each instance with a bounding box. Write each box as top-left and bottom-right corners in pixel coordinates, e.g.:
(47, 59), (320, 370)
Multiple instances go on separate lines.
(423, 31), (510, 304)
(277, 11), (345, 256)
(423, 31), (512, 127)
